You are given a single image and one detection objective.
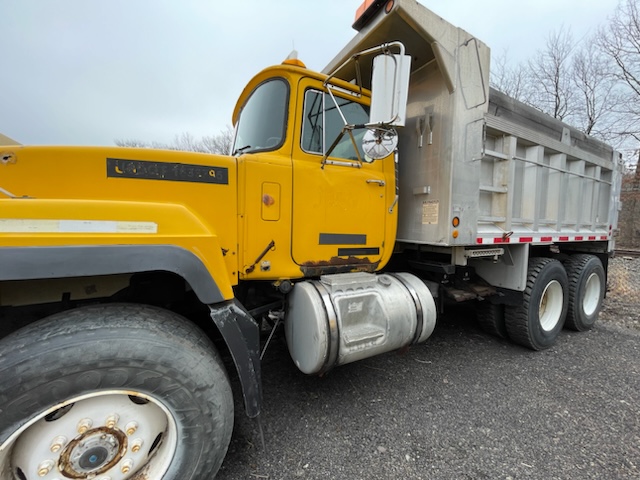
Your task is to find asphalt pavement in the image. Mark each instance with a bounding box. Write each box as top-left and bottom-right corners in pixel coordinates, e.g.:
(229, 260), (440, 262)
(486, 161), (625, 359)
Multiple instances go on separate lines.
(219, 310), (640, 479)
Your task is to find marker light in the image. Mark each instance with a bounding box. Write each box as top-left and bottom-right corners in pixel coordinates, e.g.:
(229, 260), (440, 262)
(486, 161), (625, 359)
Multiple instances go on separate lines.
(353, 0), (392, 31)
(452, 216), (460, 227)
(355, 0), (376, 23)
(385, 0), (394, 13)
(282, 49), (306, 68)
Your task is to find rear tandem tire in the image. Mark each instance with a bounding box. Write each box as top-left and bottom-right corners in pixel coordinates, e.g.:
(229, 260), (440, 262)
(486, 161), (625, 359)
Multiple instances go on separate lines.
(476, 302), (508, 338)
(564, 254), (605, 331)
(0, 303), (234, 480)
(505, 258), (569, 350)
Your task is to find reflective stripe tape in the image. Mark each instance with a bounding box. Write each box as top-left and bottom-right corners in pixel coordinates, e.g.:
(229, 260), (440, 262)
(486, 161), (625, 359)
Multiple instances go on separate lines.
(476, 234), (610, 244)
(0, 219), (158, 234)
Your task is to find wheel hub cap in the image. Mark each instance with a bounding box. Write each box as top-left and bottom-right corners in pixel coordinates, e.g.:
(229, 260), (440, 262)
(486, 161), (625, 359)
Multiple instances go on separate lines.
(61, 427), (127, 477)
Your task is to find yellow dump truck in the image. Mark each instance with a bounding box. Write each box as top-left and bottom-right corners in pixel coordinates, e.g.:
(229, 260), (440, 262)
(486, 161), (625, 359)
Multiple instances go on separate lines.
(0, 1), (622, 478)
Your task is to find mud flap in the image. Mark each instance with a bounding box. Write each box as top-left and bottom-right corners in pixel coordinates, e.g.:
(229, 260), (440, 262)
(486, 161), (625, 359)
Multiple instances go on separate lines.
(209, 300), (262, 418)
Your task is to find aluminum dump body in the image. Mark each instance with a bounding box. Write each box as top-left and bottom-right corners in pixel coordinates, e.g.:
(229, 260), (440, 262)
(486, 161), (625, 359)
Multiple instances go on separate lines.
(325, 0), (621, 251)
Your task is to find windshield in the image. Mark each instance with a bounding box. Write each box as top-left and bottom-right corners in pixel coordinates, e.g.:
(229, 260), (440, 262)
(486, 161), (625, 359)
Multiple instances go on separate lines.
(233, 78), (289, 155)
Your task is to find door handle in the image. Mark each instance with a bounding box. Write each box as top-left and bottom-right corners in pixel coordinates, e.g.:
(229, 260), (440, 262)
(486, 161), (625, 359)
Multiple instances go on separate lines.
(366, 179), (386, 186)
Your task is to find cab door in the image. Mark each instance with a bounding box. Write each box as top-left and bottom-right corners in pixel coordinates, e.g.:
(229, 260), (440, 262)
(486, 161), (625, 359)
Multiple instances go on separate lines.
(234, 76), (299, 280)
(291, 78), (389, 273)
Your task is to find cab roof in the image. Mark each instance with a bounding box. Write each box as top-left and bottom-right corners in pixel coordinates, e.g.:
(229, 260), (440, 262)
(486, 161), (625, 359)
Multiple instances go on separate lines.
(232, 63), (371, 126)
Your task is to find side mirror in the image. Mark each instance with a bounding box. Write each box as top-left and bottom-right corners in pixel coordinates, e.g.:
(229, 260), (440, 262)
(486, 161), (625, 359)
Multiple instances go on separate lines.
(362, 128), (398, 161)
(370, 53), (411, 127)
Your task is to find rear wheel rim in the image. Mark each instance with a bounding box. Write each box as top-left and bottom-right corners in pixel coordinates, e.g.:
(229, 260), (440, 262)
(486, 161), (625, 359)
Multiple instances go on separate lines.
(0, 391), (177, 480)
(582, 272), (601, 317)
(539, 280), (564, 332)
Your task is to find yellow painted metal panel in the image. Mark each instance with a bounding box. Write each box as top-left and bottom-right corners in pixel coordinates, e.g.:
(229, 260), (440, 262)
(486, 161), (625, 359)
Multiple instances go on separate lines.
(238, 154), (300, 280)
(261, 182), (281, 221)
(290, 76), (396, 269)
(0, 146), (238, 298)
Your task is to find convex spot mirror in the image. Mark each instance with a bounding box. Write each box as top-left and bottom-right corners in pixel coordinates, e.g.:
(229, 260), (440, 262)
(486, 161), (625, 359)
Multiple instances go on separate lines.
(362, 128), (398, 161)
(369, 53), (411, 127)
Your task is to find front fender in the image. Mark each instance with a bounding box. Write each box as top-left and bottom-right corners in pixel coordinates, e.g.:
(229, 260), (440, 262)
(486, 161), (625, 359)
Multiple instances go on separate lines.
(0, 198), (238, 301)
(0, 244), (229, 304)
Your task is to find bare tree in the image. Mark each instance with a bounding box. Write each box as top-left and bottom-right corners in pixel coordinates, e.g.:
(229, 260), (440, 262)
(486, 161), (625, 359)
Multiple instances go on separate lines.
(490, 50), (529, 100)
(597, 0), (640, 144)
(526, 28), (577, 121)
(166, 132), (203, 152)
(114, 139), (150, 148)
(571, 43), (624, 140)
(201, 125), (234, 155)
(490, 24), (631, 151)
(115, 126), (235, 155)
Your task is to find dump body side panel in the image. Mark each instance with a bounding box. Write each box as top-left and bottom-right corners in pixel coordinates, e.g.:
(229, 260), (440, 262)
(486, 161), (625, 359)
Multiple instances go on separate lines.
(324, 0), (621, 252)
(482, 89), (619, 247)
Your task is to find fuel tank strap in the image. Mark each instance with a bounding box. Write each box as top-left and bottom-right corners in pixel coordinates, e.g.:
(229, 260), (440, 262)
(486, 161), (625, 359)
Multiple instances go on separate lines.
(311, 280), (340, 374)
(387, 273), (424, 344)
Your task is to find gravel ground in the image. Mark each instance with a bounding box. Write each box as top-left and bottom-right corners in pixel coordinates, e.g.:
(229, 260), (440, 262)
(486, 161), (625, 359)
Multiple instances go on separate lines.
(219, 256), (640, 480)
(601, 256), (640, 331)
(0, 257), (636, 479)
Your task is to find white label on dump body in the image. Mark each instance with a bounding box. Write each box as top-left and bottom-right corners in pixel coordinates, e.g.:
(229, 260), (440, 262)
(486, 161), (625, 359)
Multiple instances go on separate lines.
(422, 200), (439, 225)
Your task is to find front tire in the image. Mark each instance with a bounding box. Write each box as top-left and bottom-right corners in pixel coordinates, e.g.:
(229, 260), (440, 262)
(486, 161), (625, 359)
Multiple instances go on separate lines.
(0, 304), (233, 480)
(505, 258), (568, 350)
(564, 254), (605, 331)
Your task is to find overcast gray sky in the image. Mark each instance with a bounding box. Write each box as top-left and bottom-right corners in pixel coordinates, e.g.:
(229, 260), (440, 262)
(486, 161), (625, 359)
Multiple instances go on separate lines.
(0, 0), (619, 146)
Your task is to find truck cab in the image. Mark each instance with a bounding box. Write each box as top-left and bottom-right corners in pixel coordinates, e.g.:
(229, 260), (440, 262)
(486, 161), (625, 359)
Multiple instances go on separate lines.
(232, 61), (398, 282)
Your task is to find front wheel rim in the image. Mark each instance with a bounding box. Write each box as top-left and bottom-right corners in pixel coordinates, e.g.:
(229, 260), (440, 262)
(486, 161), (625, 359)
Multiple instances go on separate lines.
(539, 280), (564, 332)
(0, 391), (177, 480)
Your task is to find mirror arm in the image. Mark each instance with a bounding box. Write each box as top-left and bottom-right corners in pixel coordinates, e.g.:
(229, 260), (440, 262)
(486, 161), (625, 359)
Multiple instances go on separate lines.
(321, 125), (364, 169)
(326, 86), (350, 126)
(355, 59), (363, 96)
(347, 129), (363, 164)
(323, 42), (406, 89)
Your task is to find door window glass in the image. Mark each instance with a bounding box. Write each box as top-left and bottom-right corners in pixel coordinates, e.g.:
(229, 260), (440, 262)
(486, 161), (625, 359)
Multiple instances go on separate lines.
(301, 89), (369, 161)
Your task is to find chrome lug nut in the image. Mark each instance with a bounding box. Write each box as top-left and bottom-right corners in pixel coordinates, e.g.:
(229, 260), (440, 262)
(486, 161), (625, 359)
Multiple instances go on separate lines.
(37, 459), (55, 477)
(131, 438), (144, 453)
(77, 418), (93, 434)
(121, 459), (134, 474)
(50, 435), (67, 453)
(125, 421), (138, 436)
(105, 414), (120, 428)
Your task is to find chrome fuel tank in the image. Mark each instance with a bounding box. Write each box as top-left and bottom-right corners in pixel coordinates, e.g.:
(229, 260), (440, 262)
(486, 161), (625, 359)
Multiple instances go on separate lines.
(285, 272), (436, 375)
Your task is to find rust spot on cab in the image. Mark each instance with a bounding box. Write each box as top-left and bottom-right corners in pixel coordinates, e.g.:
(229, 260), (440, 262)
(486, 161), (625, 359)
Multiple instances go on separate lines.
(300, 256), (379, 277)
(1, 152), (16, 165)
